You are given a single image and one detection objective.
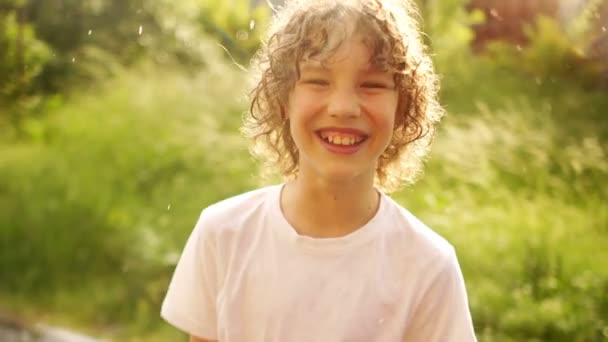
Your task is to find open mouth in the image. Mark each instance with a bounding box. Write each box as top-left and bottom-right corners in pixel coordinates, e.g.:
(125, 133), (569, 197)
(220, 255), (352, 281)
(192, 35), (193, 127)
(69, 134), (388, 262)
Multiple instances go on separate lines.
(317, 130), (368, 147)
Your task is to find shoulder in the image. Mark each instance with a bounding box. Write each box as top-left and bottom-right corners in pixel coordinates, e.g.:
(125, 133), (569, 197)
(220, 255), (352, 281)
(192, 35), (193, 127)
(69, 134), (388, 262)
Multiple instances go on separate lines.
(380, 194), (456, 265)
(194, 184), (280, 237)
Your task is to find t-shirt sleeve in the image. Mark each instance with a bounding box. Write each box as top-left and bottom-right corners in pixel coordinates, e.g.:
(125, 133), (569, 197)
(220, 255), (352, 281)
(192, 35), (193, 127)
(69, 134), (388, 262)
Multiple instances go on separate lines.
(161, 210), (218, 340)
(403, 248), (477, 342)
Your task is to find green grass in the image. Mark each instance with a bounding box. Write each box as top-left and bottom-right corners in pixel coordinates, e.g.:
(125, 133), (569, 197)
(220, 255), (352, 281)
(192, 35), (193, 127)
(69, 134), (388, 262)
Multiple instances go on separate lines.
(0, 43), (607, 341)
(0, 47), (258, 339)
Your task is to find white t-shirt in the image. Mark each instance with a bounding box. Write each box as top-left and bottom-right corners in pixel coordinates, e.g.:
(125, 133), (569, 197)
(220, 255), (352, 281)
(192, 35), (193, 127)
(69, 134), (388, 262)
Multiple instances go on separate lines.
(161, 184), (477, 341)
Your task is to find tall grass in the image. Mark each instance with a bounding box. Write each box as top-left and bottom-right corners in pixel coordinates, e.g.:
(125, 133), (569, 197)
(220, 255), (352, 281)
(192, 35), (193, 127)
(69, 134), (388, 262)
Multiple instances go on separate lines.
(396, 55), (608, 341)
(0, 40), (257, 338)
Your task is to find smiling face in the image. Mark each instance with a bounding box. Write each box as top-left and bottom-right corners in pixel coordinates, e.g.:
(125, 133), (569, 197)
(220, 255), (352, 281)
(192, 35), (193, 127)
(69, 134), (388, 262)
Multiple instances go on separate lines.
(286, 33), (399, 185)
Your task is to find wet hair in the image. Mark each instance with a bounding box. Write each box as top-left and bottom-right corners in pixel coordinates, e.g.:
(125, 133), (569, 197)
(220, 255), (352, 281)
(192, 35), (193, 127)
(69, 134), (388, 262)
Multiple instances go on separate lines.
(243, 0), (443, 192)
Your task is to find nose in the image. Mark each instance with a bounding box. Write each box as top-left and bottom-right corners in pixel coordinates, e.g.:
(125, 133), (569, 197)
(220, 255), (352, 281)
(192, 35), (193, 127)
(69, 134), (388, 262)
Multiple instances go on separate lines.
(327, 87), (361, 119)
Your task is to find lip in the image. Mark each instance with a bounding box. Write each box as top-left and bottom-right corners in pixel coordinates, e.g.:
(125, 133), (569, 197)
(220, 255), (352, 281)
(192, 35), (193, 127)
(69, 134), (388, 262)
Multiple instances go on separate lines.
(315, 127), (368, 155)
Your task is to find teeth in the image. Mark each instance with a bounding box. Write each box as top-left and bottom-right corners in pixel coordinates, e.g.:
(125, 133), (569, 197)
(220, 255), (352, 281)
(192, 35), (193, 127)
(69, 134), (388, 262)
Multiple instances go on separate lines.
(320, 133), (364, 146)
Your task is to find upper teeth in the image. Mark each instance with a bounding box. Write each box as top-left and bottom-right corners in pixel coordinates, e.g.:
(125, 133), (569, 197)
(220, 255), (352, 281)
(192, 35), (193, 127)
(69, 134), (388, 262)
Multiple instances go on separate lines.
(319, 132), (364, 146)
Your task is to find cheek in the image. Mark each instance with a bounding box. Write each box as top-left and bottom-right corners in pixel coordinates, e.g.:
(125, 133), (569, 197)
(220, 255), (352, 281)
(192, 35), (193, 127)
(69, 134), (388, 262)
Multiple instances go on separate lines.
(287, 89), (323, 120)
(371, 98), (398, 131)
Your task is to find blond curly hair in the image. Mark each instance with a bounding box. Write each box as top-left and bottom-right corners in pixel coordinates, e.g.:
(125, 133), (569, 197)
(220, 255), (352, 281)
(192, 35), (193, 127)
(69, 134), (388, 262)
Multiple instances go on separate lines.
(243, 0), (443, 192)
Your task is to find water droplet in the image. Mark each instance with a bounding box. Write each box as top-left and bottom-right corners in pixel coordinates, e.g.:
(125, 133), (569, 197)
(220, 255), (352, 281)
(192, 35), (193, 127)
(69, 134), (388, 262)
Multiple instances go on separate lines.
(489, 8), (503, 21)
(71, 57), (76, 63)
(250, 19), (256, 30)
(236, 30), (249, 40)
(87, 29), (92, 35)
(167, 204), (171, 210)
(138, 25), (143, 35)
(602, 26), (606, 33)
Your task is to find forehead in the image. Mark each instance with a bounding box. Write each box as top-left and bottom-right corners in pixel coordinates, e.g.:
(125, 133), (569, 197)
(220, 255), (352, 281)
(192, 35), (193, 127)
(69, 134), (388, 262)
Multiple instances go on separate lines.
(301, 35), (372, 66)
(299, 51), (394, 80)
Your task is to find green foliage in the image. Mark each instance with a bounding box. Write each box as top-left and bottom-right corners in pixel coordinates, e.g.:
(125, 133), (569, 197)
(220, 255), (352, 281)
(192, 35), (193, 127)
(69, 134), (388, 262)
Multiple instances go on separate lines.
(0, 41), (256, 334)
(397, 46), (608, 340)
(0, 9), (51, 102)
(415, 0), (482, 56)
(1, 0), (229, 126)
(483, 13), (608, 89)
(566, 0), (606, 46)
(14, 0), (154, 92)
(199, 0), (270, 63)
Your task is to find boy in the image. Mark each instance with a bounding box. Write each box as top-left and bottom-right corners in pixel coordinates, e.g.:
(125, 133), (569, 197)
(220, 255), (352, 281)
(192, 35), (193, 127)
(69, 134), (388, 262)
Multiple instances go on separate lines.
(161, 0), (477, 341)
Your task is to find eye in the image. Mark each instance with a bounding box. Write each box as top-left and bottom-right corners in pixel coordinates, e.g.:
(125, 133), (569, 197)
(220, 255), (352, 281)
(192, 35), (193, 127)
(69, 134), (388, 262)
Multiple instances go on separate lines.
(302, 79), (329, 86)
(361, 82), (389, 89)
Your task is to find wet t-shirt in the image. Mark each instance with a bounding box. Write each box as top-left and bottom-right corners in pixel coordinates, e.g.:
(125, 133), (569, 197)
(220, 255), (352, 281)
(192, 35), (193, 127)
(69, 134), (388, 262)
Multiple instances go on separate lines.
(161, 185), (477, 341)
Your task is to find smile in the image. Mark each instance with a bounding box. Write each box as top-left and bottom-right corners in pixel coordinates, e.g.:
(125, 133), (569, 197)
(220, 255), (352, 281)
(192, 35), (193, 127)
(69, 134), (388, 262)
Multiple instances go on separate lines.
(318, 131), (367, 146)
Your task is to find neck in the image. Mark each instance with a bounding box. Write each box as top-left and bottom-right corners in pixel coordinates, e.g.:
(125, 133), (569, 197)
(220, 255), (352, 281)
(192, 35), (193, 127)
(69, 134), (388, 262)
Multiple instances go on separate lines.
(280, 173), (380, 238)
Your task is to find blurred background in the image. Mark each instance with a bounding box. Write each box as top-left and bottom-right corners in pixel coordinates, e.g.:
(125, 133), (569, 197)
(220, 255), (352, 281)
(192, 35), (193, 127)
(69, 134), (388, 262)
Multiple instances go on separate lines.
(0, 0), (606, 341)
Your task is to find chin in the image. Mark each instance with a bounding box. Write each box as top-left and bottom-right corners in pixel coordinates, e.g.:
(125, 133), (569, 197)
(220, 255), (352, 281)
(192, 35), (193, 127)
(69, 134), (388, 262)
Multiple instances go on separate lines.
(316, 166), (371, 185)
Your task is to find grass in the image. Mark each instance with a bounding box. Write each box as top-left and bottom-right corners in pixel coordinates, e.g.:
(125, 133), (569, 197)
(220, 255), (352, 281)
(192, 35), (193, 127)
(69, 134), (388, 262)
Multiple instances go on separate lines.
(0, 48), (257, 340)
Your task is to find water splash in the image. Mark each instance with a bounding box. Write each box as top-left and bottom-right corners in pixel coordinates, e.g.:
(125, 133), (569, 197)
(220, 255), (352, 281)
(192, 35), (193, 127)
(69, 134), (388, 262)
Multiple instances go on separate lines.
(216, 43), (247, 71)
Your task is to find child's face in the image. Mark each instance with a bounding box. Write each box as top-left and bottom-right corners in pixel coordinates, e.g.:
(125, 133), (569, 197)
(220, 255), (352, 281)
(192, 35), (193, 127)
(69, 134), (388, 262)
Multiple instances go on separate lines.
(286, 33), (398, 184)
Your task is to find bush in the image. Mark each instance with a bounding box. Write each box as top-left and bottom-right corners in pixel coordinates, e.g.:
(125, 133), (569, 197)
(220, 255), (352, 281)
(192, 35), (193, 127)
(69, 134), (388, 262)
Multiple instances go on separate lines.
(0, 39), (256, 332)
(395, 60), (608, 340)
(0, 9), (51, 107)
(199, 0), (270, 63)
(483, 12), (608, 89)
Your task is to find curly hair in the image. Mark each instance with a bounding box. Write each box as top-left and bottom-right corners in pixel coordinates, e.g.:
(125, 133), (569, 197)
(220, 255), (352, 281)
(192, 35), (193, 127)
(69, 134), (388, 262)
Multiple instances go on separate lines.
(243, 0), (444, 192)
